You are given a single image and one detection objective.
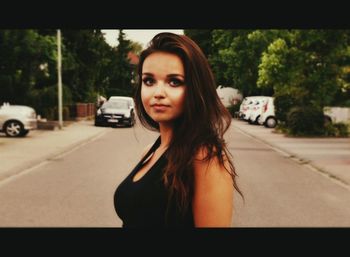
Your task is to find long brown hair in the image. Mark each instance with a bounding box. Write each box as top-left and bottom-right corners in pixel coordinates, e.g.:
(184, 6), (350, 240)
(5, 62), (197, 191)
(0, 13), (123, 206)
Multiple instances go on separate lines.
(134, 32), (243, 215)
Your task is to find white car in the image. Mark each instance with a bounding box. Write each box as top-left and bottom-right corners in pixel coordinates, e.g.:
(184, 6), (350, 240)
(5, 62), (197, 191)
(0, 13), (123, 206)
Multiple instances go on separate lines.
(240, 96), (268, 121)
(0, 103), (38, 137)
(257, 97), (277, 128)
(238, 96), (256, 119)
(323, 106), (350, 124)
(248, 97), (270, 124)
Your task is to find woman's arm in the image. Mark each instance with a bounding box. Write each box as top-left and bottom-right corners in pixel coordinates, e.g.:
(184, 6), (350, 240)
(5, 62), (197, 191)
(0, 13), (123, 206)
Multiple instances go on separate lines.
(192, 148), (234, 227)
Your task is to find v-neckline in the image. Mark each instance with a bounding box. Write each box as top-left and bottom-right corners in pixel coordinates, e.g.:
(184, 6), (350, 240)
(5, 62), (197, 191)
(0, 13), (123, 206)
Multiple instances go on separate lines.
(131, 137), (167, 184)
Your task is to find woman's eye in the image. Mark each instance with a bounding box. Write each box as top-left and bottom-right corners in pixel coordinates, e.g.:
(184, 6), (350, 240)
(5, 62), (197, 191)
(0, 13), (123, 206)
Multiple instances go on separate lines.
(142, 77), (154, 86)
(169, 79), (184, 87)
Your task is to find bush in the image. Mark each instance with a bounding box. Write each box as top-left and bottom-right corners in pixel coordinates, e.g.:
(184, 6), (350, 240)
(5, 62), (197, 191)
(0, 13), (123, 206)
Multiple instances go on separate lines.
(42, 107), (55, 121)
(29, 84), (73, 118)
(287, 106), (325, 136)
(324, 122), (349, 137)
(226, 104), (240, 118)
(274, 93), (300, 123)
(42, 106), (71, 121)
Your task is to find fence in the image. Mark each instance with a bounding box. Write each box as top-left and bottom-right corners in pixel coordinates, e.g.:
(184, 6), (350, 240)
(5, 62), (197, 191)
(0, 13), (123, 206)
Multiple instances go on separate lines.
(75, 103), (96, 121)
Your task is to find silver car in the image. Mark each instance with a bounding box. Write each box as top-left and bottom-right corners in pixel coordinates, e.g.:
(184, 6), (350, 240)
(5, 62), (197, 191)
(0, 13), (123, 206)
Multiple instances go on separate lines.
(0, 103), (38, 137)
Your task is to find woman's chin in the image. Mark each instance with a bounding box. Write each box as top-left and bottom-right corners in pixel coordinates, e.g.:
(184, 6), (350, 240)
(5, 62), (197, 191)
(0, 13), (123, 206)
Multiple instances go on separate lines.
(152, 118), (171, 123)
(150, 116), (174, 124)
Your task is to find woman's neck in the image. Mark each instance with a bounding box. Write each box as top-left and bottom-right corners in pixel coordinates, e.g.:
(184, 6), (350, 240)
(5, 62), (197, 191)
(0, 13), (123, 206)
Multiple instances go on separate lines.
(158, 123), (173, 150)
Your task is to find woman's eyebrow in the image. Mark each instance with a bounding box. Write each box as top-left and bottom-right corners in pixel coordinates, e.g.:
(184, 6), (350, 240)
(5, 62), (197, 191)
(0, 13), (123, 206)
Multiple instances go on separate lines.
(167, 74), (185, 78)
(142, 72), (154, 76)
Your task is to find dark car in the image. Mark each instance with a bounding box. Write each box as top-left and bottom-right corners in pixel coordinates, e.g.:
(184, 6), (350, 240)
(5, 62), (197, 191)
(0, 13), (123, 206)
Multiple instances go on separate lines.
(94, 99), (135, 127)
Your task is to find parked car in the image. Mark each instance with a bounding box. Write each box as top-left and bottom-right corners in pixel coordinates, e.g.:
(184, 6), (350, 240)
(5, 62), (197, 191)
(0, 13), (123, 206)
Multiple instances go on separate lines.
(240, 96), (268, 121)
(323, 106), (350, 124)
(257, 97), (277, 128)
(238, 96), (256, 119)
(0, 103), (38, 137)
(95, 99), (135, 127)
(248, 97), (270, 124)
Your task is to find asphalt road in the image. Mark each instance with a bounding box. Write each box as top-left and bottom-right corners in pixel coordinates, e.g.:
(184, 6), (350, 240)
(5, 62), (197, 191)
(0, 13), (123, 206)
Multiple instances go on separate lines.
(0, 121), (350, 227)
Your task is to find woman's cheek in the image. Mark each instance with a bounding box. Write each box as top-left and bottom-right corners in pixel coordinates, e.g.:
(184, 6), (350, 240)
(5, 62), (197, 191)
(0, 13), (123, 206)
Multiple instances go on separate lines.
(141, 87), (152, 114)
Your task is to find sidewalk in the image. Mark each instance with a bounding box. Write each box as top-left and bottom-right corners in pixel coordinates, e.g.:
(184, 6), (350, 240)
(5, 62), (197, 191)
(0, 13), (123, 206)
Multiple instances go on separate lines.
(0, 120), (109, 181)
(232, 119), (350, 188)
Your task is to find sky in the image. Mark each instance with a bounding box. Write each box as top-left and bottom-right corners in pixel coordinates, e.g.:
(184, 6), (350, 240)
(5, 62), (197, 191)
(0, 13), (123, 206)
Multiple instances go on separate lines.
(101, 29), (184, 48)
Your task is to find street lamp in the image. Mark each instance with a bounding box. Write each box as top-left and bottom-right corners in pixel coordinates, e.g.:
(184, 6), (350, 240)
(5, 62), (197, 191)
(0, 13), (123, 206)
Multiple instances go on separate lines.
(57, 29), (63, 129)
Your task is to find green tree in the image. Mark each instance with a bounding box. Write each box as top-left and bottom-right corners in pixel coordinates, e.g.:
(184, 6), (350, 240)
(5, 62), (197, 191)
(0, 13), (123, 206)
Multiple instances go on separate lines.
(0, 30), (57, 106)
(258, 30), (350, 108)
(210, 29), (282, 96)
(61, 29), (114, 102)
(184, 29), (214, 58)
(107, 29), (133, 96)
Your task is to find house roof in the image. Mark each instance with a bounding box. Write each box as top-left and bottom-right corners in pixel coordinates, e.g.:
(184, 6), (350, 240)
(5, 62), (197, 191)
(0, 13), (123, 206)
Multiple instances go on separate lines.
(127, 52), (139, 65)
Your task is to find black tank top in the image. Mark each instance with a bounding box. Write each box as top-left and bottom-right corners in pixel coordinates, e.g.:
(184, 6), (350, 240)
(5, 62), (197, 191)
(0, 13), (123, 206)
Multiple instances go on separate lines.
(114, 136), (194, 228)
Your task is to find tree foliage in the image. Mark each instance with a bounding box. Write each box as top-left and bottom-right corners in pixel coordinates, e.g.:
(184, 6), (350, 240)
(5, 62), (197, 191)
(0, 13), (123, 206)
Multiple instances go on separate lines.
(183, 29), (350, 135)
(258, 30), (350, 108)
(0, 30), (57, 105)
(0, 29), (136, 117)
(209, 29), (284, 96)
(107, 29), (133, 96)
(184, 30), (214, 58)
(2, 29), (350, 128)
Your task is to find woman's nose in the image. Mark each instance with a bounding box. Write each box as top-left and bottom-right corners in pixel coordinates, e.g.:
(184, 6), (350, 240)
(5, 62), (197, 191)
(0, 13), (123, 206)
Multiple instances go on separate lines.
(153, 82), (166, 98)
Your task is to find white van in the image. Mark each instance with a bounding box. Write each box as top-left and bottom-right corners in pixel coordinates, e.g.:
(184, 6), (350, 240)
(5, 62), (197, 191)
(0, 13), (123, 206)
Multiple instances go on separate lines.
(248, 97), (270, 124)
(238, 96), (256, 120)
(257, 97), (277, 128)
(240, 96), (268, 121)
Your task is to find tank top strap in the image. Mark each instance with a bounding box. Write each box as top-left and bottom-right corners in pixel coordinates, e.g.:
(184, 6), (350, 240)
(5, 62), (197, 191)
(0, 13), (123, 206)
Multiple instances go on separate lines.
(138, 136), (161, 166)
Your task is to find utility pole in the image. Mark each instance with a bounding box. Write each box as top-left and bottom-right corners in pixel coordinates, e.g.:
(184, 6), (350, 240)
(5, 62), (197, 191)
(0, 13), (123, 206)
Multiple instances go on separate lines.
(57, 29), (63, 129)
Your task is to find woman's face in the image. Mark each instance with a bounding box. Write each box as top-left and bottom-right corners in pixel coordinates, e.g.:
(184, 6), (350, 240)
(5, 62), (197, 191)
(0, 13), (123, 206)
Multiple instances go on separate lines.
(141, 51), (186, 125)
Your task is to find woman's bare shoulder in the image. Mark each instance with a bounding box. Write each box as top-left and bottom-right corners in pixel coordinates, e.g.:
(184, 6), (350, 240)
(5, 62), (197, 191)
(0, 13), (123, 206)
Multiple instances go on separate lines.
(194, 145), (224, 162)
(193, 145), (230, 177)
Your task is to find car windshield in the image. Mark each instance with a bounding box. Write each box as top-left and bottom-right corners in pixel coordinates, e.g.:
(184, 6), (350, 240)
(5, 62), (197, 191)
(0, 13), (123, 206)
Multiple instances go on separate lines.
(102, 100), (128, 109)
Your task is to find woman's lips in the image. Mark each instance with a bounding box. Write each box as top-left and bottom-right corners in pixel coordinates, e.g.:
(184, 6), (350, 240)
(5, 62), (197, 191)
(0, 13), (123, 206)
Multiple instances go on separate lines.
(151, 104), (170, 111)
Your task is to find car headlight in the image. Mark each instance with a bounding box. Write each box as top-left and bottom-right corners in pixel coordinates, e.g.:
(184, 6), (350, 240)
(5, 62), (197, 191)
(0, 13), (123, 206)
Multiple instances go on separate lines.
(97, 109), (102, 115)
(124, 112), (130, 118)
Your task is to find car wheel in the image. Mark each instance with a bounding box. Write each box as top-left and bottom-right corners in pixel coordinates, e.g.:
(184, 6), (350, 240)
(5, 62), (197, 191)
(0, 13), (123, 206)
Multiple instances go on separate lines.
(265, 117), (277, 128)
(129, 114), (136, 127)
(127, 119), (134, 127)
(4, 120), (24, 137)
(254, 115), (261, 125)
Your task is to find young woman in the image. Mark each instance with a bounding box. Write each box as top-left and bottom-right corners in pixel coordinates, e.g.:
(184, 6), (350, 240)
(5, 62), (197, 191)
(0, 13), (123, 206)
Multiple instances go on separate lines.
(114, 32), (242, 228)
